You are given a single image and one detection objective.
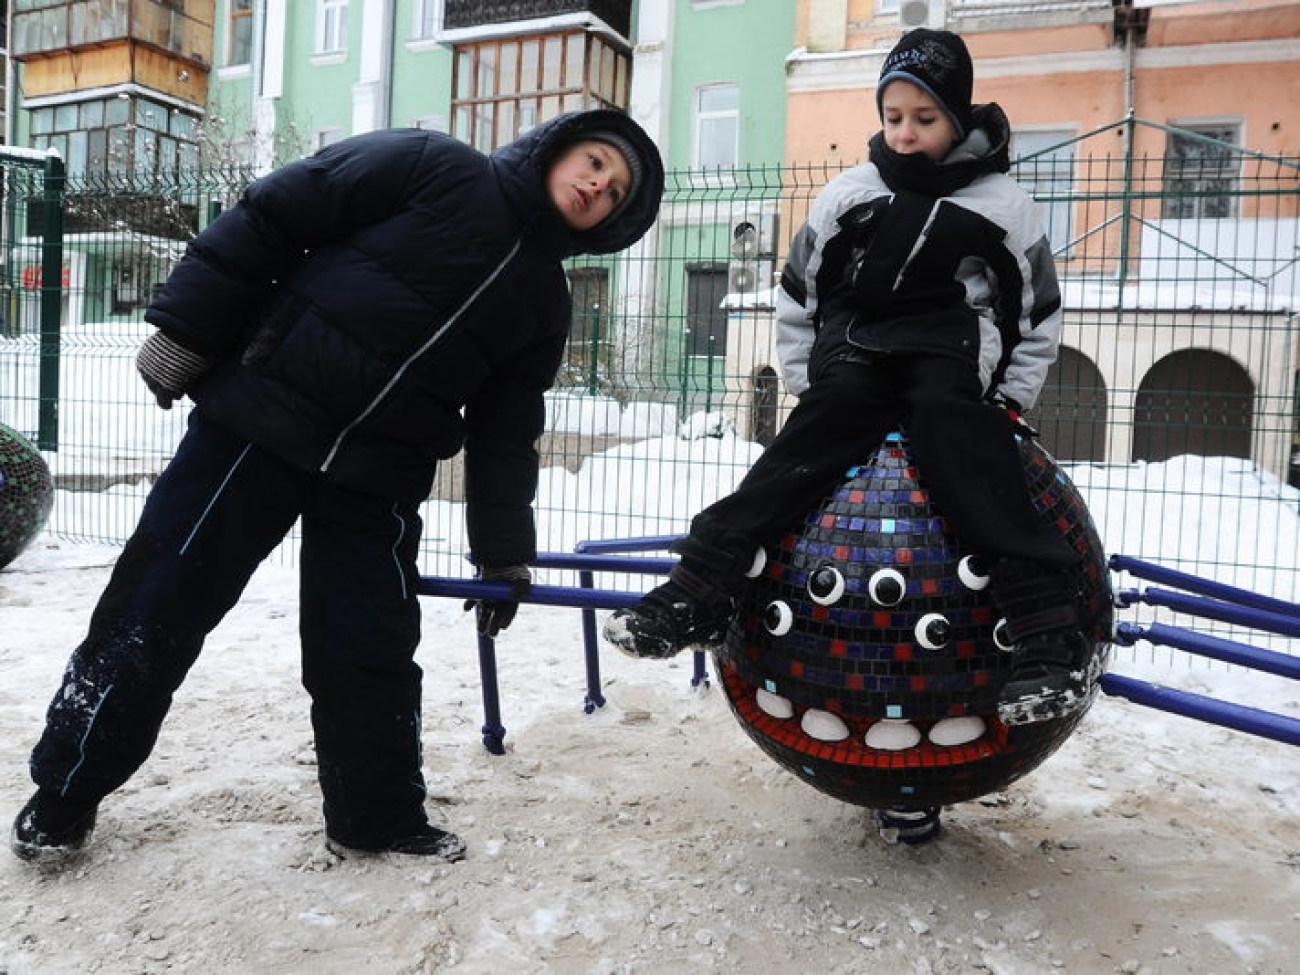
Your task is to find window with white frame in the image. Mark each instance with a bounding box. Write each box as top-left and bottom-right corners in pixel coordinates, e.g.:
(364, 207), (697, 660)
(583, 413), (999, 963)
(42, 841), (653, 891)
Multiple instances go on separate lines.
(1011, 129), (1076, 255)
(227, 0), (253, 66)
(316, 128), (346, 150)
(876, 0), (900, 12)
(317, 0), (348, 55)
(695, 84), (739, 171)
(414, 0), (442, 40)
(1163, 123), (1239, 219)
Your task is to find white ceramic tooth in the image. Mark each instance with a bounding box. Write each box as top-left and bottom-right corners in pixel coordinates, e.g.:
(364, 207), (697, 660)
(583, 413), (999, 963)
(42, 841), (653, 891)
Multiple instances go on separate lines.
(800, 708), (849, 742)
(755, 688), (794, 719)
(928, 716), (987, 747)
(864, 719), (922, 750)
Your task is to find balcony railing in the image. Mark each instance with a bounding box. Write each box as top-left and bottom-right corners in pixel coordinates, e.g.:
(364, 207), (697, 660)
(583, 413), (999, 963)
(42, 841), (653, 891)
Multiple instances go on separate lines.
(444, 0), (631, 37)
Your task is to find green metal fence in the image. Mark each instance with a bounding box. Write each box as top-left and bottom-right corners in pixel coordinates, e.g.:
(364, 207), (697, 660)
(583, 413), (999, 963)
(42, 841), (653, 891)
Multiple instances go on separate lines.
(0, 120), (1297, 597)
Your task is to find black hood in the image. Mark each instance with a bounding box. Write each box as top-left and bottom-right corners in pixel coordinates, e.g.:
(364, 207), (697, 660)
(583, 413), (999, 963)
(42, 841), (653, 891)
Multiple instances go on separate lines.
(491, 109), (665, 258)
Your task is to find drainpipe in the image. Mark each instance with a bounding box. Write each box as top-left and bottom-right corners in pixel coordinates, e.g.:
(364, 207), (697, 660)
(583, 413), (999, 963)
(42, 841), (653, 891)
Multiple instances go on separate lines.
(382, 0), (397, 128)
(1115, 0), (1146, 290)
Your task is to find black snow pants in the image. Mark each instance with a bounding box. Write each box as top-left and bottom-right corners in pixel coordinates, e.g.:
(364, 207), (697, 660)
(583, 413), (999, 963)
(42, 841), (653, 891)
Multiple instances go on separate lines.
(29, 413), (431, 847)
(688, 356), (1079, 578)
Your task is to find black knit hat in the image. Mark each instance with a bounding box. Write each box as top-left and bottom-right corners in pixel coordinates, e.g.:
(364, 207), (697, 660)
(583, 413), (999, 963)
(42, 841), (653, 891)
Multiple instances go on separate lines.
(584, 129), (644, 216)
(876, 29), (974, 138)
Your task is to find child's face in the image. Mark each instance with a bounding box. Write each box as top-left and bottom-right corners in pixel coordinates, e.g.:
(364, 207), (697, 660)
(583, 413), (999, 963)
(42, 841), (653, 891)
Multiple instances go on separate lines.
(547, 140), (632, 231)
(880, 80), (958, 162)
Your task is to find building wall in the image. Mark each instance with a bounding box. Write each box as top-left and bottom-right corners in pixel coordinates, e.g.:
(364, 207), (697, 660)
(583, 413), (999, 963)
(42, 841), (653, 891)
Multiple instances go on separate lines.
(665, 0), (793, 168)
(787, 0), (1300, 167)
(744, 1), (1300, 478)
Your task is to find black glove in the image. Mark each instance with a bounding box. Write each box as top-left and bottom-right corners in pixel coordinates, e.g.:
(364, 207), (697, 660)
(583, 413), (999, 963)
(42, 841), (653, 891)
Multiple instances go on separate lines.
(465, 564), (532, 637)
(989, 395), (1039, 438)
(136, 331), (212, 410)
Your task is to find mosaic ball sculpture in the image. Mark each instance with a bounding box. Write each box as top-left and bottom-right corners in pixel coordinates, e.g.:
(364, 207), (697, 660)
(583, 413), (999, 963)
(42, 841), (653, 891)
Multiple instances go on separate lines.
(0, 423), (54, 571)
(714, 431), (1112, 811)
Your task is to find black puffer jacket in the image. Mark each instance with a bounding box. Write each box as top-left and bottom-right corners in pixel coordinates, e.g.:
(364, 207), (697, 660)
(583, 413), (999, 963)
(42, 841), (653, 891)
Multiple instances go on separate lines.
(145, 110), (662, 565)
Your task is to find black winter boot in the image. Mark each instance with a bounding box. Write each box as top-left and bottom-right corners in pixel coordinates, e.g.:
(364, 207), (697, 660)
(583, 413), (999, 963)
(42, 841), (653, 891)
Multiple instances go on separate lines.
(10, 789), (98, 864)
(327, 823), (467, 862)
(991, 559), (1093, 726)
(604, 563), (738, 659)
(997, 628), (1092, 725)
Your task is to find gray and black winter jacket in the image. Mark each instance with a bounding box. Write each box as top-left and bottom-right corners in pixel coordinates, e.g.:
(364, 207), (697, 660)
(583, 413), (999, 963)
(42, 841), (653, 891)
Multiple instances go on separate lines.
(776, 103), (1062, 411)
(145, 110), (662, 566)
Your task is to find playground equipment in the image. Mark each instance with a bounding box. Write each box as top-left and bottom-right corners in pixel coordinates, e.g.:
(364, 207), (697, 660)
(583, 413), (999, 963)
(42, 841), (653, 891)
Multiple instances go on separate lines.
(0, 423), (55, 570)
(417, 441), (1298, 843)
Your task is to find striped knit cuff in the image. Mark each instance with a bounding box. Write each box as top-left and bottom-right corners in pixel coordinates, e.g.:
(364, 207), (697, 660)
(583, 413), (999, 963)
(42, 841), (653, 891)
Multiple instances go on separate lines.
(136, 331), (212, 393)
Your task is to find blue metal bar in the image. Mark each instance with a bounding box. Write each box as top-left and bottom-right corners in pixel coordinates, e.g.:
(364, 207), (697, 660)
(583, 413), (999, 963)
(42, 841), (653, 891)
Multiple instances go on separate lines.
(1110, 555), (1300, 620)
(477, 633), (506, 755)
(1118, 586), (1300, 639)
(1115, 621), (1300, 681)
(416, 577), (642, 610)
(418, 570), (668, 753)
(1099, 673), (1300, 747)
(573, 534), (682, 555)
(578, 569), (606, 712)
(692, 650), (710, 688)
(531, 551), (677, 575)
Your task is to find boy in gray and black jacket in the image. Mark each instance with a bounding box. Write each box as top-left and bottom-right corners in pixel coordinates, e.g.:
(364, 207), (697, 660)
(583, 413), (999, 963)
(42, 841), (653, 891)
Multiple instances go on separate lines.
(606, 30), (1089, 726)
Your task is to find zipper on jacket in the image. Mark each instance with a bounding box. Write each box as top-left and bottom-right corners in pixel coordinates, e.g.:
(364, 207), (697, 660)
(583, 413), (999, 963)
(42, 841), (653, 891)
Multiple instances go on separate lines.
(319, 237), (523, 473)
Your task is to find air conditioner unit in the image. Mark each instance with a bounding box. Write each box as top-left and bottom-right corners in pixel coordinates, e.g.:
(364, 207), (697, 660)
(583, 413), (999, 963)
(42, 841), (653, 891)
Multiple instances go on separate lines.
(729, 208), (780, 260)
(727, 208), (780, 295)
(899, 0), (945, 30)
(727, 261), (767, 294)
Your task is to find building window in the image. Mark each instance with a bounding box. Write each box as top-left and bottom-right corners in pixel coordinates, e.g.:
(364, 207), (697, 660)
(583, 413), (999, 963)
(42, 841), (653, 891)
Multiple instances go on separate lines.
(876, 0), (900, 12)
(414, 0), (442, 40)
(1163, 124), (1239, 219)
(563, 267), (611, 391)
(1012, 129), (1075, 255)
(227, 0), (253, 66)
(450, 31), (629, 152)
(316, 128), (346, 150)
(317, 0), (348, 55)
(695, 84), (739, 171)
(29, 95), (198, 178)
(686, 263), (729, 356)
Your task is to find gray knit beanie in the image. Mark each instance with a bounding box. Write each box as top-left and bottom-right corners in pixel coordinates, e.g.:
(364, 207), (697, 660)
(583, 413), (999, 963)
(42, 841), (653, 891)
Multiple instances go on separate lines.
(585, 129), (644, 214)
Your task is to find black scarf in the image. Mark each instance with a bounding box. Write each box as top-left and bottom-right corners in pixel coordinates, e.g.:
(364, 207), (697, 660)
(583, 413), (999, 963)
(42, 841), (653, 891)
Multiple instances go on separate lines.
(869, 102), (1012, 197)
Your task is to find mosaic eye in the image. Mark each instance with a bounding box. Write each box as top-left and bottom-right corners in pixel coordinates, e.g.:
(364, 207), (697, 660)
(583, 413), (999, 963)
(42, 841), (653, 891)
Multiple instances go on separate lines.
(915, 612), (951, 649)
(764, 600), (794, 636)
(867, 568), (906, 606)
(745, 547), (768, 578)
(958, 554), (991, 591)
(807, 564), (846, 605)
(993, 618), (1014, 651)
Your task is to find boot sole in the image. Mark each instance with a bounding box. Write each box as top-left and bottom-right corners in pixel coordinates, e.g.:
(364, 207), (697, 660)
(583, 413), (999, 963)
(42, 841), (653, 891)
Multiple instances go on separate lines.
(325, 835), (467, 863)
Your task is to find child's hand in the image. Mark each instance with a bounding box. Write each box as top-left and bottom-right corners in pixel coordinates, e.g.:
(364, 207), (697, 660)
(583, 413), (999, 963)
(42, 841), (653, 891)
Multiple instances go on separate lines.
(464, 564), (532, 637)
(990, 396), (1039, 437)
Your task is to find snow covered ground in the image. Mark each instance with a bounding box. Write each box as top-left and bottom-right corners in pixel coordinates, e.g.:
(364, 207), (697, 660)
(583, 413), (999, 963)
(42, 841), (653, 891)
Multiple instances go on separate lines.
(2, 416), (1300, 974)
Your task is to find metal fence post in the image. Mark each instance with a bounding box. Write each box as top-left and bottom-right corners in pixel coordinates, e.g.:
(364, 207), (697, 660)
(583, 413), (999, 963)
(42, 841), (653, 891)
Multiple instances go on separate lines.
(37, 152), (65, 451)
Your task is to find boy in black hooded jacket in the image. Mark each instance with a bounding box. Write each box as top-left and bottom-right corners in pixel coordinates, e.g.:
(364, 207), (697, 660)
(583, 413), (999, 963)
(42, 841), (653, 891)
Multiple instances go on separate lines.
(606, 31), (1091, 728)
(12, 109), (663, 865)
